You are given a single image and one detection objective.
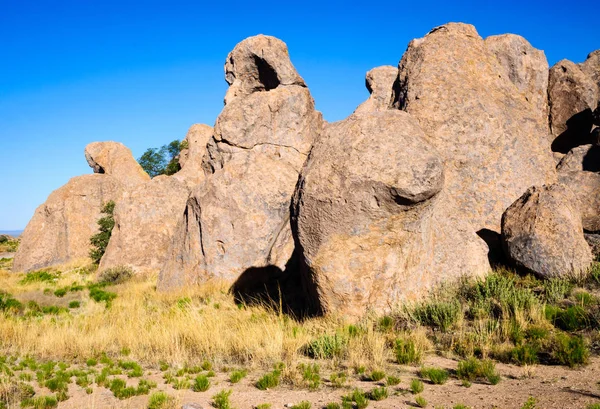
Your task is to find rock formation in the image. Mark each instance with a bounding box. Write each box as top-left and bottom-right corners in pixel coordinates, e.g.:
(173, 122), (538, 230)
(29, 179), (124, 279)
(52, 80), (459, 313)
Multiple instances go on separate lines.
(501, 184), (593, 278)
(392, 23), (556, 235)
(13, 175), (122, 272)
(172, 124), (213, 188)
(85, 142), (150, 186)
(354, 66), (397, 114)
(99, 175), (189, 273)
(158, 35), (323, 289)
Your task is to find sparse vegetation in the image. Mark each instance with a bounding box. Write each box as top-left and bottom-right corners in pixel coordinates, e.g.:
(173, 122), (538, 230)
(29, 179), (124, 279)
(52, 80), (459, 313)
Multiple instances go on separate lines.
(419, 366), (449, 384)
(368, 386), (388, 401)
(212, 389), (233, 409)
(193, 374), (211, 392)
(415, 395), (428, 408)
(229, 369), (247, 384)
(89, 201), (115, 264)
(147, 391), (174, 409)
(98, 265), (133, 285)
(410, 379), (424, 394)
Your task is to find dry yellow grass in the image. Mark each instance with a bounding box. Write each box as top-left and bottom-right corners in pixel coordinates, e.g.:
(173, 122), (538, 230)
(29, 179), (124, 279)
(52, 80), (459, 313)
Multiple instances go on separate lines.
(0, 263), (388, 371)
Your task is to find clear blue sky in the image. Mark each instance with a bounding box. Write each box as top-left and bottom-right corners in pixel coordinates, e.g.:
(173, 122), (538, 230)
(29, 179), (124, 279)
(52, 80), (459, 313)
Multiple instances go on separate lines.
(1, 0), (598, 230)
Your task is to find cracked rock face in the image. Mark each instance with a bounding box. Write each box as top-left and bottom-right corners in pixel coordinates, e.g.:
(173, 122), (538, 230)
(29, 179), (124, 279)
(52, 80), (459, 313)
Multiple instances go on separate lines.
(13, 175), (122, 272)
(393, 23), (556, 234)
(291, 107), (489, 316)
(502, 184), (593, 279)
(158, 35), (323, 289)
(84, 142), (150, 187)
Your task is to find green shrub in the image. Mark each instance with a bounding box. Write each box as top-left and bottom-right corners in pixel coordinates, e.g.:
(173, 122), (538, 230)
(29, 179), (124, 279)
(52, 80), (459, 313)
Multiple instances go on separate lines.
(68, 301), (81, 309)
(415, 395), (427, 408)
(147, 392), (174, 409)
(119, 360), (143, 377)
(19, 270), (60, 285)
(98, 266), (133, 285)
(586, 404), (600, 409)
(419, 367), (449, 385)
(520, 396), (537, 409)
(172, 377), (190, 390)
(86, 358), (97, 367)
(300, 363), (320, 390)
(193, 375), (210, 392)
(89, 286), (117, 306)
(330, 372), (347, 388)
(377, 315), (394, 332)
(291, 402), (311, 409)
(20, 395), (58, 409)
(342, 389), (369, 409)
(386, 375), (400, 386)
(410, 379), (424, 394)
(368, 370), (385, 382)
(303, 333), (347, 359)
(409, 299), (461, 332)
(0, 291), (22, 313)
(394, 337), (422, 365)
(89, 201), (116, 264)
(511, 344), (539, 365)
(543, 279), (573, 303)
(212, 389), (233, 409)
(551, 333), (588, 367)
(256, 371), (279, 390)
(456, 358), (500, 385)
(368, 386), (388, 401)
(325, 404), (341, 409)
(256, 405), (272, 409)
(453, 405), (470, 409)
(53, 288), (67, 298)
(229, 369), (247, 384)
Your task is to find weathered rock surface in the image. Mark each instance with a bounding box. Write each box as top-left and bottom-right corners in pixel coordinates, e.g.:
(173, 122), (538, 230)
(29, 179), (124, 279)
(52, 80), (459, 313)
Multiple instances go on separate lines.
(291, 108), (489, 315)
(393, 23), (556, 234)
(85, 142), (150, 186)
(354, 66), (397, 114)
(159, 35), (323, 290)
(172, 124), (213, 188)
(585, 233), (600, 259)
(501, 184), (593, 278)
(485, 34), (549, 132)
(99, 176), (189, 273)
(548, 60), (598, 153)
(581, 50), (600, 93)
(13, 175), (122, 272)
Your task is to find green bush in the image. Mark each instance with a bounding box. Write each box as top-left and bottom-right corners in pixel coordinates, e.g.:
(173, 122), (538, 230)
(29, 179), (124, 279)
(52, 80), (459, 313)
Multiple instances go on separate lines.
(212, 389), (233, 409)
(377, 315), (394, 332)
(456, 358), (500, 385)
(193, 375), (211, 392)
(511, 343), (539, 365)
(551, 333), (588, 367)
(520, 396), (537, 409)
(256, 369), (280, 390)
(229, 369), (247, 384)
(89, 201), (115, 264)
(89, 286), (117, 306)
(419, 366), (449, 384)
(325, 404), (341, 409)
(410, 379), (424, 394)
(394, 337), (422, 365)
(415, 395), (427, 408)
(342, 389), (369, 409)
(147, 392), (174, 409)
(0, 291), (22, 313)
(303, 333), (347, 359)
(53, 288), (67, 297)
(368, 370), (385, 382)
(300, 363), (320, 390)
(291, 402), (311, 409)
(19, 270), (60, 285)
(20, 395), (58, 409)
(368, 386), (388, 401)
(386, 375), (400, 386)
(68, 301), (81, 309)
(330, 371), (347, 388)
(98, 266), (133, 285)
(409, 299), (461, 331)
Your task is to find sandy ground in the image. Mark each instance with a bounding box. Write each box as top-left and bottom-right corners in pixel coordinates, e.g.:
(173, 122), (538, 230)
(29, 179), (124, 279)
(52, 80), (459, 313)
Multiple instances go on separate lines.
(53, 355), (600, 409)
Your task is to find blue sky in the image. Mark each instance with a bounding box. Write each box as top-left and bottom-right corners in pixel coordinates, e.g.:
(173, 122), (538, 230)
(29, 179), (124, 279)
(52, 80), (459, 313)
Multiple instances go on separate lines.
(1, 0), (598, 230)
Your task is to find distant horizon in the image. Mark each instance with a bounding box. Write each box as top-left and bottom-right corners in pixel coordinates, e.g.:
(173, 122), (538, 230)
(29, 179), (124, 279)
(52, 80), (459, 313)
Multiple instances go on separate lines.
(1, 0), (599, 230)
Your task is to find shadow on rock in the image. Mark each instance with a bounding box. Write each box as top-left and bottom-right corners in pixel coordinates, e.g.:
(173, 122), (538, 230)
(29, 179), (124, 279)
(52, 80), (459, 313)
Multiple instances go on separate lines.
(552, 109), (595, 154)
(230, 250), (322, 319)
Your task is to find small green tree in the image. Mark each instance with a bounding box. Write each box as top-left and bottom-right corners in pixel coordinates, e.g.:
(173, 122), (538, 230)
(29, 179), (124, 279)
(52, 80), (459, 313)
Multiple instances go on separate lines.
(89, 201), (116, 264)
(138, 139), (184, 177)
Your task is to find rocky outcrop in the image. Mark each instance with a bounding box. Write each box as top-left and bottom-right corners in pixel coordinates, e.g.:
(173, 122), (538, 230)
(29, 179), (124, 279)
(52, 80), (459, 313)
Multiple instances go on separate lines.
(580, 50), (600, 93)
(85, 142), (150, 186)
(393, 23), (556, 234)
(172, 124), (213, 188)
(158, 35), (323, 289)
(291, 106), (489, 315)
(485, 34), (549, 133)
(354, 66), (397, 114)
(99, 176), (189, 273)
(13, 175), (122, 272)
(548, 60), (598, 153)
(501, 184), (593, 278)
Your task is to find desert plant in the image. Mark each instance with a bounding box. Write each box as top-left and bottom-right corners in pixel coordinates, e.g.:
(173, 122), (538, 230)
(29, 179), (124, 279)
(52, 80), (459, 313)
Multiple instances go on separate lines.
(551, 333), (588, 367)
(386, 375), (400, 386)
(409, 299), (461, 332)
(415, 395), (427, 408)
(394, 337), (422, 365)
(520, 396), (537, 409)
(456, 358), (500, 385)
(212, 389), (233, 409)
(419, 367), (449, 385)
(300, 363), (320, 390)
(229, 369), (247, 384)
(410, 379), (424, 394)
(303, 333), (347, 359)
(193, 375), (211, 392)
(89, 201), (116, 264)
(19, 270), (60, 285)
(342, 389), (369, 409)
(256, 371), (280, 390)
(325, 404), (341, 409)
(147, 391), (174, 409)
(68, 301), (81, 309)
(368, 386), (388, 401)
(98, 266), (133, 285)
(368, 370), (385, 382)
(330, 371), (347, 388)
(511, 343), (539, 365)
(291, 402), (311, 409)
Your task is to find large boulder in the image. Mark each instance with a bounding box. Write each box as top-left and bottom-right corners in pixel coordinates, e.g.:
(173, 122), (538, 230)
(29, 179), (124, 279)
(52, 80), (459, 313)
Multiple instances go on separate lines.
(354, 66), (398, 114)
(99, 176), (189, 273)
(501, 184), (593, 279)
(172, 124), (213, 188)
(556, 144), (600, 232)
(158, 35), (323, 290)
(13, 175), (122, 272)
(580, 50), (600, 93)
(392, 23), (556, 234)
(485, 34), (549, 133)
(548, 60), (598, 153)
(291, 108), (489, 315)
(84, 142), (150, 186)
